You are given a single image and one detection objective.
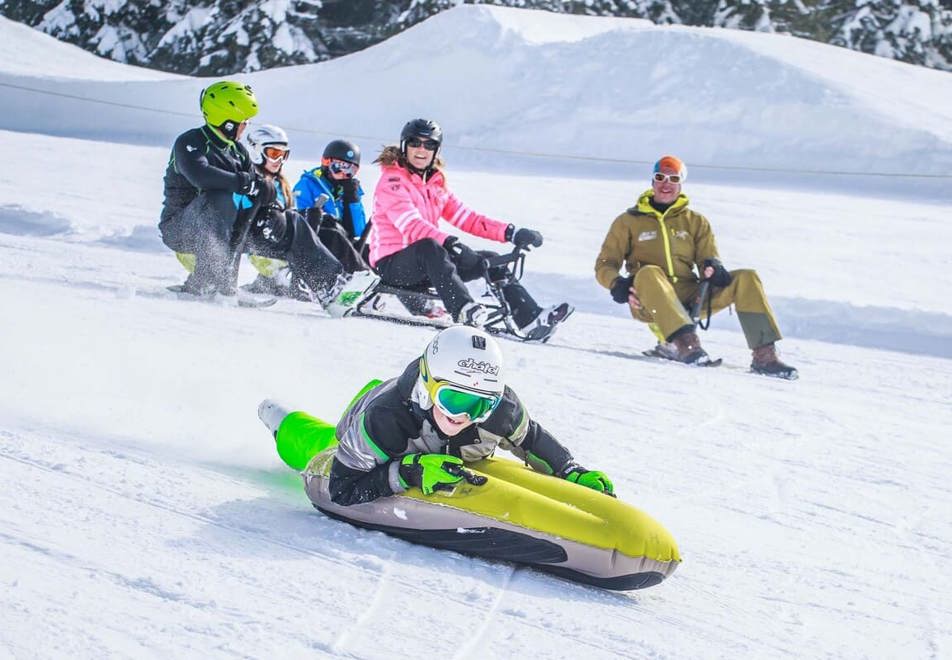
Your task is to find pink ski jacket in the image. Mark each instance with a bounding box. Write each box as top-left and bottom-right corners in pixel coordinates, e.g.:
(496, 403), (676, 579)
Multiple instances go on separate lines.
(368, 158), (510, 266)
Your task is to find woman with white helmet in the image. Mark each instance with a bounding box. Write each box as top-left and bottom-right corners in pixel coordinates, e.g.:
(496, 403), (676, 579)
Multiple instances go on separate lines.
(242, 124), (294, 295)
(260, 325), (614, 506)
(241, 124), (378, 313)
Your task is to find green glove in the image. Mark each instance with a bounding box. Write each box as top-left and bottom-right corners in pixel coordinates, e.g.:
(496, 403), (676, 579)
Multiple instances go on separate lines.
(398, 453), (487, 495)
(563, 466), (615, 496)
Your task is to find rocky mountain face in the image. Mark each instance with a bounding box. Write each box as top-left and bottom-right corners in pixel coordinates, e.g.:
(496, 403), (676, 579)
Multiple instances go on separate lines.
(2, 0), (950, 75)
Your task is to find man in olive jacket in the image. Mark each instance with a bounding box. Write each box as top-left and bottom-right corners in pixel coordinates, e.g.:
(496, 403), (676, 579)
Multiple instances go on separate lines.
(594, 155), (796, 379)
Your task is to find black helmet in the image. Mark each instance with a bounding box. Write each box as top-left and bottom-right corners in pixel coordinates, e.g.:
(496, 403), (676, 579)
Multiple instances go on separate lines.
(322, 139), (360, 166)
(400, 119), (443, 153)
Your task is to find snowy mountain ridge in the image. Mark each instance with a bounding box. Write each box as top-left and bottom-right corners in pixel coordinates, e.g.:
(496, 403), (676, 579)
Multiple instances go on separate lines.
(3, 6), (952, 182)
(1, 0), (951, 75)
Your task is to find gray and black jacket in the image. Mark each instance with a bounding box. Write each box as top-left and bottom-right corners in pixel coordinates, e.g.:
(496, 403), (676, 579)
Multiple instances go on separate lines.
(329, 360), (576, 506)
(160, 125), (255, 225)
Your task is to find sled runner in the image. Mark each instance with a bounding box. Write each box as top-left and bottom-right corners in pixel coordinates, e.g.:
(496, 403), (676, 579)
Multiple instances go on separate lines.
(352, 246), (572, 343)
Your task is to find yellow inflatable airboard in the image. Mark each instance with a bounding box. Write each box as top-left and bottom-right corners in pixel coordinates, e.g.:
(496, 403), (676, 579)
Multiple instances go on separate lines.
(300, 445), (681, 591)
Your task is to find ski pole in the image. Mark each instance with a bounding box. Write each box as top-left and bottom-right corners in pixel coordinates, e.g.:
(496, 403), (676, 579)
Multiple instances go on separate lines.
(224, 193), (262, 295)
(690, 279), (712, 330)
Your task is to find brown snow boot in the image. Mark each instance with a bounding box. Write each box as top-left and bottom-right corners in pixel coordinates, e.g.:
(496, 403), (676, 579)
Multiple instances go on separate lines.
(669, 328), (712, 366)
(751, 343), (798, 380)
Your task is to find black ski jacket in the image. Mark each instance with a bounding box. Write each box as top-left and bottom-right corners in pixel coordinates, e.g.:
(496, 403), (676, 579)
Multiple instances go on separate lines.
(328, 360), (576, 506)
(160, 126), (255, 224)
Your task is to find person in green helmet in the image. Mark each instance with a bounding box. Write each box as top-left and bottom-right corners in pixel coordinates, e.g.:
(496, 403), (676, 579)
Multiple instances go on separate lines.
(159, 81), (262, 296)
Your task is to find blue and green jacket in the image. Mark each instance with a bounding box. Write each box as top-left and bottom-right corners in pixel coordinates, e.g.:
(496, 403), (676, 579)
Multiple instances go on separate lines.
(292, 167), (367, 240)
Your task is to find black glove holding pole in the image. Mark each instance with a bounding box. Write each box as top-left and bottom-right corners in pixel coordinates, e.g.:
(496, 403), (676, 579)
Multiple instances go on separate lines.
(702, 258), (732, 287)
(610, 275), (634, 304)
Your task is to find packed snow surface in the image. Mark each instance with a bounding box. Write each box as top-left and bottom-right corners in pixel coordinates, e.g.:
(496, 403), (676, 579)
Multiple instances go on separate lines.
(1, 6), (950, 659)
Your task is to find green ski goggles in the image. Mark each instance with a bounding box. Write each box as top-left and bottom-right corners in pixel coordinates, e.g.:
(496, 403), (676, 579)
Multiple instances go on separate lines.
(421, 356), (501, 423)
(432, 383), (500, 423)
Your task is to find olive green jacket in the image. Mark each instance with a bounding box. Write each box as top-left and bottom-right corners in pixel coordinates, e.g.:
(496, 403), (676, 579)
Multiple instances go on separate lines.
(594, 191), (719, 290)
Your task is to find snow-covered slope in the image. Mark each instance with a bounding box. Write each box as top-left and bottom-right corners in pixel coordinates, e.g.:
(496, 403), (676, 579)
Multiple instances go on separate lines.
(1, 6), (951, 659)
(2, 6), (952, 177)
(2, 133), (951, 657)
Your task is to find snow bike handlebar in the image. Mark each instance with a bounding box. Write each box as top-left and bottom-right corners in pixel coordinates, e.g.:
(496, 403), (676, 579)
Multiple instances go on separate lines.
(480, 245), (528, 283)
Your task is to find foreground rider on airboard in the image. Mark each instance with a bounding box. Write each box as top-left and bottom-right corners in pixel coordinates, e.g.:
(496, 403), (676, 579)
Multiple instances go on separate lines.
(257, 326), (682, 590)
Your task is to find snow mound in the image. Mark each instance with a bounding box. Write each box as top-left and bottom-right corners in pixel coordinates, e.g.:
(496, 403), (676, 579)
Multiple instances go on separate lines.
(0, 16), (177, 81)
(476, 4), (651, 43)
(2, 6), (952, 176)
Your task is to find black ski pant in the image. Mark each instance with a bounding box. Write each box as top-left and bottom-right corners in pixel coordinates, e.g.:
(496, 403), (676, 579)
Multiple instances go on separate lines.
(249, 208), (344, 296)
(159, 190), (246, 292)
(375, 238), (542, 327)
(305, 213), (371, 274)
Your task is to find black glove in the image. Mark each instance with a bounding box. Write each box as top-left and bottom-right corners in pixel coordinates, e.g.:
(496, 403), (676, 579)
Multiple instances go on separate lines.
(702, 258), (732, 287)
(610, 275), (634, 304)
(506, 225), (543, 249)
(237, 171), (260, 197)
(443, 236), (483, 272)
(398, 453), (487, 495)
(339, 177), (360, 204)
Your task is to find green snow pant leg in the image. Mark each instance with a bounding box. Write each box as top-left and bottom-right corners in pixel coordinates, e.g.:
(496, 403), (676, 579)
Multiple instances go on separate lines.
(633, 265), (694, 340)
(275, 412), (340, 471)
(275, 379), (383, 471)
(709, 269), (782, 349)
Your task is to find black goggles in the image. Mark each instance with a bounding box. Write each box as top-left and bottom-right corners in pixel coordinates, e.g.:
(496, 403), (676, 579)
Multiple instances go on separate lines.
(406, 137), (439, 151)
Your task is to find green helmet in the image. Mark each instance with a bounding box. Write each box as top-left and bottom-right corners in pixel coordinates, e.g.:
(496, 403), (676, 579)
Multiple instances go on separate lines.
(199, 81), (259, 127)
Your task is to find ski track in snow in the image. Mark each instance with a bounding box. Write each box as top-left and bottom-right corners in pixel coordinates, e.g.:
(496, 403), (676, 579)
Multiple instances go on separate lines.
(451, 565), (518, 660)
(328, 547), (396, 656)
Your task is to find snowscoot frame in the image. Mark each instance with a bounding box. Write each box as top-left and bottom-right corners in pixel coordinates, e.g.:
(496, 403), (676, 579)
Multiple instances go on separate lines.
(352, 246), (543, 341)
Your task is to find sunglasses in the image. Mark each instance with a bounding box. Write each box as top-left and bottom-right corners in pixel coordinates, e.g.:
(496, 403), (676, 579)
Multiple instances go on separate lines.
(406, 137), (440, 151)
(263, 145), (290, 161)
(328, 159), (358, 176)
(653, 172), (683, 184)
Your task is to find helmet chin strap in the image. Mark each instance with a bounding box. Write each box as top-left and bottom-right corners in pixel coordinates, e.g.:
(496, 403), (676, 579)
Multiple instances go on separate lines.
(210, 121), (240, 144)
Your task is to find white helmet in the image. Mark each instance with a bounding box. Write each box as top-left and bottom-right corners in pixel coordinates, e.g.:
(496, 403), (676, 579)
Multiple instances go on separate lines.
(415, 326), (505, 421)
(246, 124), (289, 165)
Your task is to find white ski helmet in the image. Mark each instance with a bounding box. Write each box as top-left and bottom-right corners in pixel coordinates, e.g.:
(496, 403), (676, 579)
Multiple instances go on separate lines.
(416, 325), (505, 420)
(246, 124), (289, 165)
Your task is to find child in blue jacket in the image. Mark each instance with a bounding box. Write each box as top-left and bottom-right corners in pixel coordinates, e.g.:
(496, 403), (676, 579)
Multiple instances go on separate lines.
(293, 139), (370, 273)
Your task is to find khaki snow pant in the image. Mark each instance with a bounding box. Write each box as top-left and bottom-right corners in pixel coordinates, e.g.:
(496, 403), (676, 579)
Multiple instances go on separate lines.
(632, 266), (782, 349)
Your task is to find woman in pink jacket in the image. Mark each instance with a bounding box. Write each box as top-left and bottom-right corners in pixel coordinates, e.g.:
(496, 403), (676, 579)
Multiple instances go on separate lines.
(369, 119), (571, 338)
